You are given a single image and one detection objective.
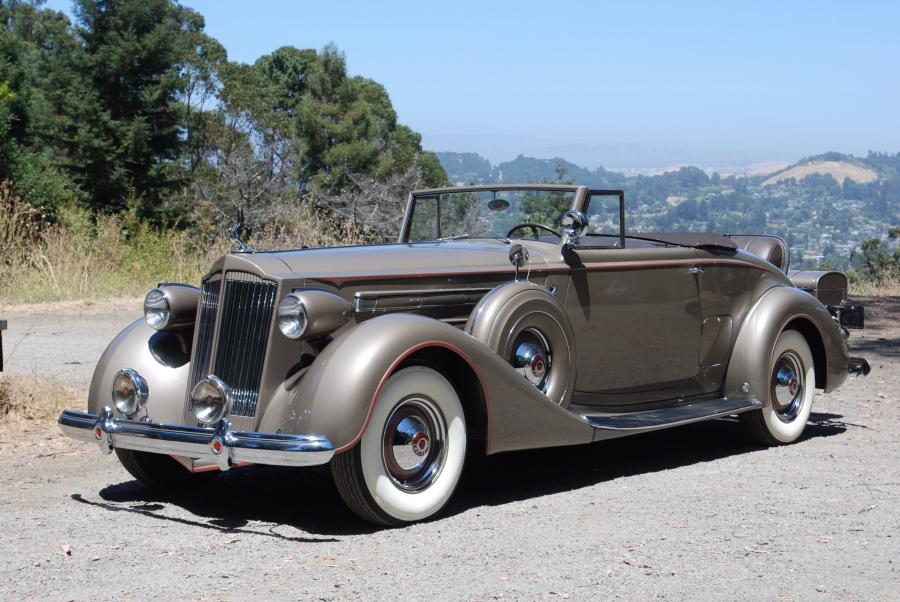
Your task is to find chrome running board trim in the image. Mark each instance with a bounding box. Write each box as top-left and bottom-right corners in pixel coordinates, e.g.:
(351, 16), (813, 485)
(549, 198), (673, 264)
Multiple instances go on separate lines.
(583, 397), (763, 433)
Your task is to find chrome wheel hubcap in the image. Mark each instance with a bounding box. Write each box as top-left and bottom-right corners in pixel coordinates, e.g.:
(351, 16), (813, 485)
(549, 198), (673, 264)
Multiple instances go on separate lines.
(771, 352), (804, 422)
(382, 397), (446, 491)
(510, 328), (551, 391)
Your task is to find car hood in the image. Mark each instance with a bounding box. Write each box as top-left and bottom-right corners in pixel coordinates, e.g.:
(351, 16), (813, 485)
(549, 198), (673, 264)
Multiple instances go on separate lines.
(262, 240), (557, 284)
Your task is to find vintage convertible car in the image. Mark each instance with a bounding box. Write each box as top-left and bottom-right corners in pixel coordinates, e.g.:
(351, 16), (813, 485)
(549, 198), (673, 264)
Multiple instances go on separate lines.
(58, 185), (869, 525)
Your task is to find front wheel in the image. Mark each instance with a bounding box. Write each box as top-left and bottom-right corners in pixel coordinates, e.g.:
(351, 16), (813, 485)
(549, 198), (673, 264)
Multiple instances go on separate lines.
(740, 330), (816, 445)
(332, 366), (467, 526)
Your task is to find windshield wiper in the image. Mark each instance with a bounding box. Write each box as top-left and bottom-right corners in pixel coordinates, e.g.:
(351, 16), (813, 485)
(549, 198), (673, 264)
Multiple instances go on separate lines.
(436, 231), (511, 244)
(435, 233), (470, 242)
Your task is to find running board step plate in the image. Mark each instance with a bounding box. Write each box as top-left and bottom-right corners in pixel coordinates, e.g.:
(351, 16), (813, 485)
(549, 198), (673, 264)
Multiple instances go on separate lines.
(584, 397), (763, 433)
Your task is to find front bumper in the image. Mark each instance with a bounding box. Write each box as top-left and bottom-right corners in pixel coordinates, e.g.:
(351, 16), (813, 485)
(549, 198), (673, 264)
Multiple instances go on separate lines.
(58, 407), (335, 470)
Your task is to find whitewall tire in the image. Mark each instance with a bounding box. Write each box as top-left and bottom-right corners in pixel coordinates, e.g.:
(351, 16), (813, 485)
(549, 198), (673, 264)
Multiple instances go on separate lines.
(332, 366), (467, 526)
(741, 330), (816, 445)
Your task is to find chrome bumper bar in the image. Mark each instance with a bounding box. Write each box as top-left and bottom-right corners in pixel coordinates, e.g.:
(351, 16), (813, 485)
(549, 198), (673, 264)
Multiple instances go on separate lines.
(58, 407), (335, 470)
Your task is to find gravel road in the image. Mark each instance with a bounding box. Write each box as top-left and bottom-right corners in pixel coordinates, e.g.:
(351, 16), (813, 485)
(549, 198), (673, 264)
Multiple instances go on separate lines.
(1, 298), (898, 600)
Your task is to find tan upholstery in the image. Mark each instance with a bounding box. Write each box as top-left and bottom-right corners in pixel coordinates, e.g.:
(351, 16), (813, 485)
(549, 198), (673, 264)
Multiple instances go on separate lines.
(729, 235), (789, 273)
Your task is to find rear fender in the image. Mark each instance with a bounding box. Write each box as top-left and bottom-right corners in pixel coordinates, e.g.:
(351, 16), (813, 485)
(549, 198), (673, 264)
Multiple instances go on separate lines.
(723, 286), (848, 403)
(258, 313), (593, 454)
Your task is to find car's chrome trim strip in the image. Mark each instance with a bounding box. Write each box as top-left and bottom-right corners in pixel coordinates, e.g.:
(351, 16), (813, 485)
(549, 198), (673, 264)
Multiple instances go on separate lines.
(354, 287), (491, 313)
(575, 257), (777, 273)
(58, 408), (334, 469)
(584, 397), (763, 432)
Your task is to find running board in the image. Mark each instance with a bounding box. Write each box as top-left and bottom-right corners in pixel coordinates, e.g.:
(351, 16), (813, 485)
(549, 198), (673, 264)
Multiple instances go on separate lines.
(584, 397), (763, 434)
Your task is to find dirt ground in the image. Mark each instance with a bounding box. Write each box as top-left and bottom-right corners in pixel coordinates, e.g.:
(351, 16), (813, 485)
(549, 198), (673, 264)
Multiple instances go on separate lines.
(0, 297), (897, 600)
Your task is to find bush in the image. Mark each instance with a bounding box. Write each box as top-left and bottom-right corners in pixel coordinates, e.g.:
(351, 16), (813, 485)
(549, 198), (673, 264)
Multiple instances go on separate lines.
(0, 180), (365, 304)
(848, 227), (900, 296)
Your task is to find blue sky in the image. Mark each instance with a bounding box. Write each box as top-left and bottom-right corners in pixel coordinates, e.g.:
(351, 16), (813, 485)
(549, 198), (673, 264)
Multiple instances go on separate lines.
(44, 0), (900, 169)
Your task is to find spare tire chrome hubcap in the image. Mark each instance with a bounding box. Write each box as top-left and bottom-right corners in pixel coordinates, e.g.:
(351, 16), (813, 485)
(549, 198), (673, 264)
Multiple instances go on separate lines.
(510, 328), (551, 391)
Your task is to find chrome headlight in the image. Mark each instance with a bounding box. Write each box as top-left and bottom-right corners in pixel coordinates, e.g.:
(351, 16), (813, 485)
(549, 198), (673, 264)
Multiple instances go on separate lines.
(143, 288), (171, 330)
(277, 294), (307, 339)
(190, 376), (232, 425)
(112, 368), (148, 417)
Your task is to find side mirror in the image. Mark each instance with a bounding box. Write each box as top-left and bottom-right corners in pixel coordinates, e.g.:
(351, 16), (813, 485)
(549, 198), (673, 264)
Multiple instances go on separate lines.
(560, 210), (588, 263)
(560, 210), (588, 241)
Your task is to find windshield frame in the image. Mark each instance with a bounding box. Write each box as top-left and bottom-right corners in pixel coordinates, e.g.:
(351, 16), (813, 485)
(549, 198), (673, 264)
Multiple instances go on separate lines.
(582, 189), (627, 249)
(399, 184), (591, 243)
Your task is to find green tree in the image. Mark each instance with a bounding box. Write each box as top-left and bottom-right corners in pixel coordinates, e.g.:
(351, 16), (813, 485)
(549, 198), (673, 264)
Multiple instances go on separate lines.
(62, 0), (211, 219)
(851, 228), (900, 279)
(0, 0), (80, 212)
(254, 44), (446, 192)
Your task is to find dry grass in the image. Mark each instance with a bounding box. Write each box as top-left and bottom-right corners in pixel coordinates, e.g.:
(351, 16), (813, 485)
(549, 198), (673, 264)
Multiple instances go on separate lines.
(0, 375), (85, 456)
(763, 161), (878, 186)
(0, 182), (365, 305)
(849, 274), (900, 298)
(0, 374), (84, 423)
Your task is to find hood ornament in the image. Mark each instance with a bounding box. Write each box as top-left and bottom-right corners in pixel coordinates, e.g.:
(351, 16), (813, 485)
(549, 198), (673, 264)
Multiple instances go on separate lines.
(228, 208), (253, 253)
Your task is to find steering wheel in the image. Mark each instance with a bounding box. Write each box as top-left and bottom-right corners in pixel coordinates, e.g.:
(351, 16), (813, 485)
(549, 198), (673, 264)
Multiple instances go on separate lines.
(506, 223), (561, 239)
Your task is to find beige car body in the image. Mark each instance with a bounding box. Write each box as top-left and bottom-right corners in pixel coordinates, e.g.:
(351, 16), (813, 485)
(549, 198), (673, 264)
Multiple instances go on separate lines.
(59, 185), (858, 476)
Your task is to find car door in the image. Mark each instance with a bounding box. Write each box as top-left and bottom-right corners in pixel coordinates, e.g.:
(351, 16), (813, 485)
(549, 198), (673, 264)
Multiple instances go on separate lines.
(564, 192), (704, 406)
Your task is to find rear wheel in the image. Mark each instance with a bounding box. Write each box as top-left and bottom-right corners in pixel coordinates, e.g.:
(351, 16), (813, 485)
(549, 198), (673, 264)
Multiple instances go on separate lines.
(332, 366), (467, 526)
(115, 449), (218, 488)
(741, 330), (816, 445)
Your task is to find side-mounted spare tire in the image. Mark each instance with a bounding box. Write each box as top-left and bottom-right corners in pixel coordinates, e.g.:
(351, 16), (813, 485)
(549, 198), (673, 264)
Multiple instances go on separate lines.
(465, 281), (576, 407)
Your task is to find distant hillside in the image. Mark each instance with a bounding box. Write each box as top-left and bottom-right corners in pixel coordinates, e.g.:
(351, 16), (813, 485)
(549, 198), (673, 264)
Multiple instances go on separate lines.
(437, 152), (626, 188)
(763, 161), (878, 186)
(433, 152), (493, 184)
(433, 149), (899, 271)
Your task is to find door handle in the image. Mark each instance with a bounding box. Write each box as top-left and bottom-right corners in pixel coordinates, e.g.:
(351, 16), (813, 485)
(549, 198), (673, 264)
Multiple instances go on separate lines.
(688, 265), (704, 274)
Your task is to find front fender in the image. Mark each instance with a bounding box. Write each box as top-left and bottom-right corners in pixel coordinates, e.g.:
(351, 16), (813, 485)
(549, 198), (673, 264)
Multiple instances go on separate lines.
(88, 319), (191, 424)
(723, 286), (848, 403)
(258, 313), (594, 454)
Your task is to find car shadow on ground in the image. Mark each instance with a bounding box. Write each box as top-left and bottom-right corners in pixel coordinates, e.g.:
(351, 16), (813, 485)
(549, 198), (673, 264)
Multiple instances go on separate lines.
(75, 411), (854, 538)
(852, 335), (900, 359)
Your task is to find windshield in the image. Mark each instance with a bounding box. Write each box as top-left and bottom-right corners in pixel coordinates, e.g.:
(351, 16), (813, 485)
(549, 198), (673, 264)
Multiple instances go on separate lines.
(406, 188), (576, 242)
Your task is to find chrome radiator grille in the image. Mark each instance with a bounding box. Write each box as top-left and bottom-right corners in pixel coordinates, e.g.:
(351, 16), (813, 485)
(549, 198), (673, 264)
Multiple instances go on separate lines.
(185, 271), (277, 427)
(213, 272), (277, 417)
(185, 276), (221, 406)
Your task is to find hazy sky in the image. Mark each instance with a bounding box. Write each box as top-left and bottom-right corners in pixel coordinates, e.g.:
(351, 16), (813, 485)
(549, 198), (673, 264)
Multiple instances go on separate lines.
(45, 0), (900, 169)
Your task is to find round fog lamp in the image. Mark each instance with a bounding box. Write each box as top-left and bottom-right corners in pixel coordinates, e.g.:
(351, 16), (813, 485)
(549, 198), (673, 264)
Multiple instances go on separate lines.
(144, 288), (171, 330)
(112, 368), (148, 417)
(190, 376), (232, 424)
(277, 294), (307, 339)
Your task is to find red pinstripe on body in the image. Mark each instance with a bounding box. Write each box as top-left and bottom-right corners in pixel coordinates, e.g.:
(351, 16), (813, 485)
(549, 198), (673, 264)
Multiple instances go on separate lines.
(335, 340), (493, 454)
(313, 256), (779, 286)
